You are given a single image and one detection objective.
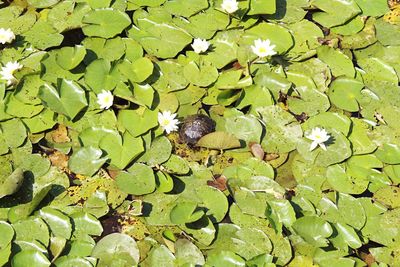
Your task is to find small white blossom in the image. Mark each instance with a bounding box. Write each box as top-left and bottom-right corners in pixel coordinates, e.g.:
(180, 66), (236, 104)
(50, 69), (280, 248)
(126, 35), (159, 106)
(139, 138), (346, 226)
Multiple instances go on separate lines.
(158, 110), (179, 134)
(0, 28), (15, 44)
(191, 38), (209, 54)
(221, 0), (239, 14)
(96, 90), (114, 110)
(0, 61), (23, 86)
(251, 39), (277, 58)
(306, 127), (330, 151)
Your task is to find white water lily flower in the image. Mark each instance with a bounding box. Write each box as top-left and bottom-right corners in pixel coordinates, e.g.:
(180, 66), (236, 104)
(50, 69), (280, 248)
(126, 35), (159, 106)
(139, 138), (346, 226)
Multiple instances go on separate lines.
(191, 38), (209, 54)
(251, 39), (277, 58)
(158, 110), (179, 134)
(0, 28), (15, 44)
(96, 90), (114, 110)
(221, 0), (239, 14)
(0, 61), (23, 86)
(306, 127), (330, 151)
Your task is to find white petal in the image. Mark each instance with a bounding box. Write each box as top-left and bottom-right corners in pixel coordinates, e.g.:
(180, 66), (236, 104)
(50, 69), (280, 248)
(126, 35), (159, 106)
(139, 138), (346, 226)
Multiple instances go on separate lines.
(319, 143), (327, 151)
(309, 141), (318, 151)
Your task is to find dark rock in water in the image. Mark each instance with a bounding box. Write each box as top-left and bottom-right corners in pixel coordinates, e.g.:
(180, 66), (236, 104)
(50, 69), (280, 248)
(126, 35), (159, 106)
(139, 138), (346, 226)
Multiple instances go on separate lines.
(179, 114), (216, 145)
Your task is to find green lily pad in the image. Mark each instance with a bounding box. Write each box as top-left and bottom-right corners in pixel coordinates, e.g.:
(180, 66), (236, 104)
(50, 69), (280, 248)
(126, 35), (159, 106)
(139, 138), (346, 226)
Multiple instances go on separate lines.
(119, 57), (154, 83)
(183, 60), (219, 87)
(85, 59), (120, 93)
(317, 46), (355, 78)
(117, 108), (158, 137)
(375, 143), (400, 164)
(38, 79), (88, 120)
(91, 233), (140, 266)
(11, 250), (50, 267)
(311, 0), (361, 28)
(38, 207), (72, 239)
(170, 201), (204, 224)
(116, 163), (156, 195)
(292, 216), (333, 247)
(175, 239), (205, 266)
(139, 136), (172, 166)
(258, 105), (303, 153)
(328, 77), (364, 112)
(82, 8), (131, 38)
(197, 131), (241, 150)
(207, 250), (246, 267)
(68, 146), (108, 176)
(99, 131), (144, 169)
(0, 168), (23, 198)
(55, 45), (86, 71)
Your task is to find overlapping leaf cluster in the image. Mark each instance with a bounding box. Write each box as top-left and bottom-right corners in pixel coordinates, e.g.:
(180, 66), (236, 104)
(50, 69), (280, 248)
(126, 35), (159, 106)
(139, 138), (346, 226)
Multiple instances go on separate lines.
(0, 0), (400, 266)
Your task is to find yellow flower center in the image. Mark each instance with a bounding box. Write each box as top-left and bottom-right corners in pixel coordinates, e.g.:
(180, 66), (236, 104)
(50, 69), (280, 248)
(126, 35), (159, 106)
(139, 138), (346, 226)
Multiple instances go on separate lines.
(258, 47), (266, 53)
(161, 119), (170, 127)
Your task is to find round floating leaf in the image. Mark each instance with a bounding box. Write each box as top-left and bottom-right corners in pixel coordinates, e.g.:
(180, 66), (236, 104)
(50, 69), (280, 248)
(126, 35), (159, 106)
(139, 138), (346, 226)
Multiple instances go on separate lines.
(13, 217), (50, 247)
(170, 201), (204, 224)
(0, 221), (14, 248)
(82, 9), (131, 38)
(183, 60), (219, 87)
(374, 186), (400, 209)
(118, 57), (154, 83)
(248, 0), (276, 15)
(0, 168), (24, 198)
(292, 216), (333, 247)
(327, 164), (369, 194)
(164, 0), (208, 17)
(71, 212), (103, 238)
(197, 131), (241, 150)
(317, 45), (355, 78)
(207, 250), (246, 267)
(53, 256), (93, 267)
(128, 17), (192, 59)
(139, 136), (172, 166)
(84, 59), (120, 93)
(91, 233), (140, 267)
(162, 154), (190, 175)
(55, 45), (86, 70)
(38, 80), (88, 120)
(11, 250), (50, 267)
(328, 77), (364, 112)
(116, 163), (156, 195)
(311, 0), (361, 28)
(196, 186), (228, 223)
(258, 105), (303, 153)
(117, 109), (158, 137)
(175, 239), (205, 266)
(68, 147), (108, 176)
(99, 131), (144, 169)
(155, 171), (174, 193)
(375, 143), (400, 164)
(39, 207), (72, 239)
(27, 0), (60, 7)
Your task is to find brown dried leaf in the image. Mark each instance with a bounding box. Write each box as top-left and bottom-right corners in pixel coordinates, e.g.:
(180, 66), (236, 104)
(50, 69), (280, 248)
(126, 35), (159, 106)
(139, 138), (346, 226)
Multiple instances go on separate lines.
(207, 175), (227, 191)
(49, 150), (69, 170)
(51, 124), (71, 143)
(249, 143), (265, 160)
